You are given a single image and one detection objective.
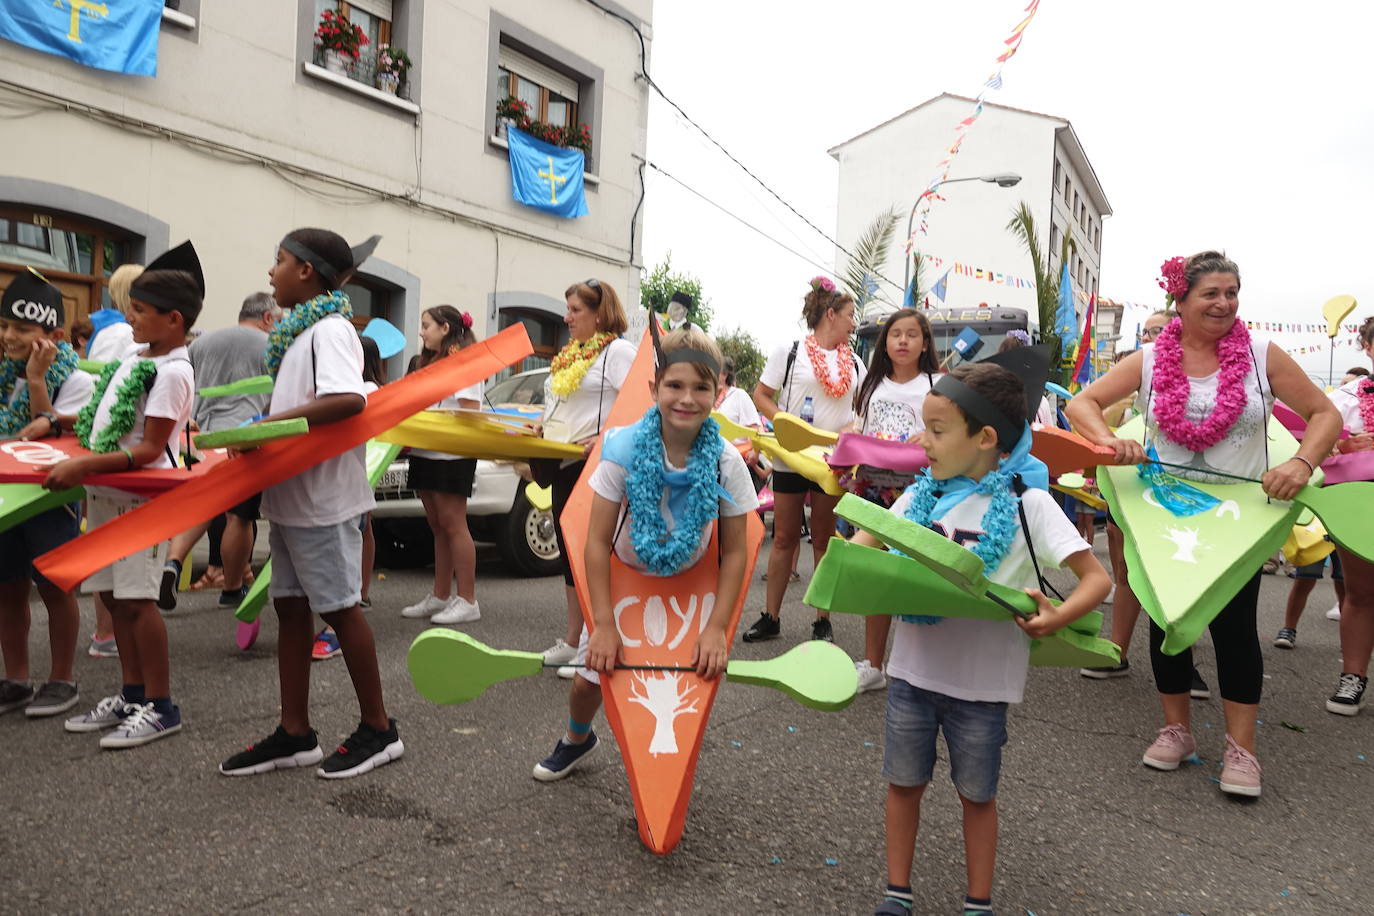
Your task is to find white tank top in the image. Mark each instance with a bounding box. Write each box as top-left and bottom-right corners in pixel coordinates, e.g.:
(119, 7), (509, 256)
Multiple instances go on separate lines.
(1136, 335), (1274, 482)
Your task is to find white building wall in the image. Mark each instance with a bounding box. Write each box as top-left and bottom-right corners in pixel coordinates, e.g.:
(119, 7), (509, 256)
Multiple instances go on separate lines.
(0, 0), (651, 366)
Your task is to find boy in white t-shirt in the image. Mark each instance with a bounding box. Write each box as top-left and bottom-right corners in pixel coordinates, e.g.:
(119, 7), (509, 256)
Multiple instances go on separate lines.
(531, 328), (758, 781)
(855, 361), (1110, 916)
(50, 243), (202, 749)
(219, 228), (402, 780)
(0, 269), (95, 720)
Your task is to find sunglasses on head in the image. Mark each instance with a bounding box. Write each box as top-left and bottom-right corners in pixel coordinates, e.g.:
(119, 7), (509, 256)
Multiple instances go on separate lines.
(584, 278), (603, 304)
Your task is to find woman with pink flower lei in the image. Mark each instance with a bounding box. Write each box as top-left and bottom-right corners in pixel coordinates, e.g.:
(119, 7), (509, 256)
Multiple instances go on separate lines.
(1324, 316), (1374, 718)
(1068, 250), (1340, 798)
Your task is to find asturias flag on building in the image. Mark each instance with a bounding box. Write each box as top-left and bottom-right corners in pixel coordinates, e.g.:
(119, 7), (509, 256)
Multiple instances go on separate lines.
(506, 126), (588, 219)
(0, 0), (163, 77)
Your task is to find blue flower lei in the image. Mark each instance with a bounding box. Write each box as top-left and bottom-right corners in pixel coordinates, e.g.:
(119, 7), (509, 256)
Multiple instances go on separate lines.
(74, 359), (159, 453)
(264, 290), (352, 378)
(0, 342), (80, 437)
(897, 465), (1019, 625)
(626, 406), (723, 577)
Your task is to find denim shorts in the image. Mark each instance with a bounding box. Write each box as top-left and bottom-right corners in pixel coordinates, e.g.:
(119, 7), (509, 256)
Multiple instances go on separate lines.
(883, 678), (1009, 803)
(268, 517), (363, 613)
(1294, 551), (1343, 581)
(0, 503), (80, 589)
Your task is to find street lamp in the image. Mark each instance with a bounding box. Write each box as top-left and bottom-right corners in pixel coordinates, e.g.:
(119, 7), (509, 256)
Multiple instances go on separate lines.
(904, 173), (1022, 288)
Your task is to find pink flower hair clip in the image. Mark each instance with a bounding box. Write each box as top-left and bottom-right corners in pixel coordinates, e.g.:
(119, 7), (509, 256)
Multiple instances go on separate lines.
(1157, 257), (1188, 305)
(460, 311), (473, 329)
(809, 276), (836, 294)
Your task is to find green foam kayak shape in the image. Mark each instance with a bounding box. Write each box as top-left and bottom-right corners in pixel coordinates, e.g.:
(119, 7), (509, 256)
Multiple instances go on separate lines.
(1100, 415), (1316, 655)
(198, 375), (274, 398)
(195, 418), (308, 450)
(0, 484), (83, 535)
(836, 493), (987, 595)
(805, 538), (1117, 668)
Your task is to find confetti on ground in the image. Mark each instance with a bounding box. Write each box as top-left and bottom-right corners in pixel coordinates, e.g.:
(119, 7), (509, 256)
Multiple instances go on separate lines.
(1183, 755), (1202, 765)
(730, 740), (742, 748)
(823, 858), (839, 866)
(1357, 754), (1366, 761)
(1280, 721), (1307, 733)
(787, 726), (797, 733)
(1256, 719), (1264, 725)
(863, 741), (875, 747)
(1209, 776), (1221, 783)
(1202, 722), (1213, 729)
(1281, 889), (1291, 897)
(769, 857), (781, 865)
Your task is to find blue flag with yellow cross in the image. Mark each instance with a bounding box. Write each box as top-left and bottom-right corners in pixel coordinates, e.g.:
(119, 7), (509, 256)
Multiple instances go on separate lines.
(506, 126), (589, 219)
(0, 0), (162, 77)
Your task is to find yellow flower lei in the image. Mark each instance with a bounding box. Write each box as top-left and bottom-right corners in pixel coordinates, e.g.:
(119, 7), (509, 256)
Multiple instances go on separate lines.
(549, 331), (617, 397)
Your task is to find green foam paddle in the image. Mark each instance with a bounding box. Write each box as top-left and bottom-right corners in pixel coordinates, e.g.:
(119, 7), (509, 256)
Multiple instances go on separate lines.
(0, 484), (84, 535)
(805, 539), (1117, 668)
(77, 359), (107, 374)
(198, 375), (274, 398)
(195, 418), (308, 450)
(233, 558), (272, 623)
(407, 629), (859, 711)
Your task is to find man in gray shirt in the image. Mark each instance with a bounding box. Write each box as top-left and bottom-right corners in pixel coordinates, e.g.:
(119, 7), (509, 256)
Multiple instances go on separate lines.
(160, 293), (281, 611)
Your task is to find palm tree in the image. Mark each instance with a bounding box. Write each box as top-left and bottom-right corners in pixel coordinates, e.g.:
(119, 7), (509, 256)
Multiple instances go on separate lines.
(841, 207), (900, 322)
(1006, 201), (1075, 378)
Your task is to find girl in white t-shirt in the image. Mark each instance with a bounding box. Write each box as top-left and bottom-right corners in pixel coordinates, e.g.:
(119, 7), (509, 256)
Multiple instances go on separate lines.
(715, 355), (766, 488)
(532, 328), (758, 780)
(397, 306), (485, 627)
(745, 277), (862, 645)
(844, 308), (939, 693)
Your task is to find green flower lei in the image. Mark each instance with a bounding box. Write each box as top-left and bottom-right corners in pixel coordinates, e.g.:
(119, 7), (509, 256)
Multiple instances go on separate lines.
(265, 290), (352, 378)
(0, 341), (80, 437)
(75, 359), (159, 453)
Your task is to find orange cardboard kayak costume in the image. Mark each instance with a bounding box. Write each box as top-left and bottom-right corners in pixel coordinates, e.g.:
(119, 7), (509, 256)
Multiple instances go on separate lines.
(559, 328), (765, 856)
(35, 324), (534, 592)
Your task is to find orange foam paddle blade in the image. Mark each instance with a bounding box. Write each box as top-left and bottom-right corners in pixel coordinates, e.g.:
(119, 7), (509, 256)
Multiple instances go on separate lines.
(0, 441), (228, 495)
(560, 328), (765, 855)
(36, 324), (533, 592)
(1032, 425), (1118, 475)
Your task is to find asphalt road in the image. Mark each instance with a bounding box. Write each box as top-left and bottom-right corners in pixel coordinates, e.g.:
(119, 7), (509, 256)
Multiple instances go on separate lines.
(1, 534), (1370, 915)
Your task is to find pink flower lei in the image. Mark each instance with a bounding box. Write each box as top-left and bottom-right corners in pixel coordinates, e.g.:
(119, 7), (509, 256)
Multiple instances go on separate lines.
(1150, 316), (1253, 452)
(1357, 377), (1374, 435)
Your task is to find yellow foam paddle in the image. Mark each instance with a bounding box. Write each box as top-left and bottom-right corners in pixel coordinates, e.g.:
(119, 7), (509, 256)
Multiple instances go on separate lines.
(772, 411), (838, 451)
(710, 412), (842, 496)
(1322, 294), (1357, 338)
(407, 629), (858, 711)
(525, 481), (552, 512)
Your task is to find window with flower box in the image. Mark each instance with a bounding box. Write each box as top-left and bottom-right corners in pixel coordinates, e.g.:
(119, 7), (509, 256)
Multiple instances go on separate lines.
(301, 0), (418, 111)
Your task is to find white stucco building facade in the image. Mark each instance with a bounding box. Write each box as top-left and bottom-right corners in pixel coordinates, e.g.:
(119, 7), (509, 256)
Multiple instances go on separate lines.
(829, 93), (1111, 330)
(0, 0), (652, 375)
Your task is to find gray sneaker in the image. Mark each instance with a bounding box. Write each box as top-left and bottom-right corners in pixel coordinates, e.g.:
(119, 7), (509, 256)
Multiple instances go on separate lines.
(65, 693), (131, 732)
(26, 681), (79, 718)
(0, 679), (34, 714)
(100, 702), (182, 749)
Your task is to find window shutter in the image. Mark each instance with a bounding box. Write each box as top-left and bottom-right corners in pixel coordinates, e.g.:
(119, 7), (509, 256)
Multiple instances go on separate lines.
(348, 0), (393, 21)
(499, 46), (579, 102)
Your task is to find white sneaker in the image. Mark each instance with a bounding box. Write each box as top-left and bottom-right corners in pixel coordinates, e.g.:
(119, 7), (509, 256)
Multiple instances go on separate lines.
(1103, 586), (1116, 606)
(855, 660), (887, 693)
(556, 665), (578, 679)
(401, 594), (449, 619)
(430, 596), (481, 625)
(542, 638), (577, 665)
(1327, 603), (1342, 621)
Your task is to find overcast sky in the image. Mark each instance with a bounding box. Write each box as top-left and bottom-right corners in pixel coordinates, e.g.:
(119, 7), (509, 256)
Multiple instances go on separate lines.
(638, 0), (1374, 382)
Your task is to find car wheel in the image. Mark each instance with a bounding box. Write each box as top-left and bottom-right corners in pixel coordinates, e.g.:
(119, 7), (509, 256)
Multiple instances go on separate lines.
(498, 492), (561, 577)
(372, 517), (435, 570)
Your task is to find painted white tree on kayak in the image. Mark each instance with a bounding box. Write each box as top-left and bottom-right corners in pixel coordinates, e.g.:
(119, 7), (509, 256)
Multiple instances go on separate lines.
(628, 671), (700, 755)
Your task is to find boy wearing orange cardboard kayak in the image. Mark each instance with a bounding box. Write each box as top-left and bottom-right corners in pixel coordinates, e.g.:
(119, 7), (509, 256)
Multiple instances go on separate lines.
(531, 328), (758, 781)
(854, 361), (1110, 916)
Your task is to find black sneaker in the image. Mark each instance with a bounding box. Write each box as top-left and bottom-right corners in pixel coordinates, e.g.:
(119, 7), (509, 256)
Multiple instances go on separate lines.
(1273, 627), (1297, 649)
(317, 718), (404, 779)
(0, 679), (34, 715)
(157, 562), (180, 611)
(217, 586), (248, 609)
(1190, 668), (1211, 700)
(811, 617), (834, 643)
(25, 681), (79, 718)
(741, 612), (780, 643)
(532, 730), (600, 782)
(220, 725), (324, 776)
(1081, 660), (1130, 679)
(1326, 673), (1368, 716)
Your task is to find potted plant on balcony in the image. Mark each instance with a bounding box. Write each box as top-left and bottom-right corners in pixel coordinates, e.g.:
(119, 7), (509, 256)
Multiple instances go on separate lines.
(495, 95), (531, 138)
(375, 45), (411, 95)
(315, 9), (368, 75)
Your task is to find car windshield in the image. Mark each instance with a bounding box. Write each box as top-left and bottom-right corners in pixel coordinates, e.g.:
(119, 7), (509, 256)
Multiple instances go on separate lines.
(485, 371), (547, 407)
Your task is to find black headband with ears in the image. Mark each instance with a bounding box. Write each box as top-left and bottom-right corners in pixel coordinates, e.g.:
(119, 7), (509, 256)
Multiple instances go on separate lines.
(649, 313), (720, 377)
(932, 374), (1023, 452)
(280, 234), (381, 287)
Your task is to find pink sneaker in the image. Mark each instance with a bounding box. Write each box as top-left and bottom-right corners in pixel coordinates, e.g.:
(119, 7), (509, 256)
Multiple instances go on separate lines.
(1142, 723), (1196, 771)
(1219, 735), (1262, 797)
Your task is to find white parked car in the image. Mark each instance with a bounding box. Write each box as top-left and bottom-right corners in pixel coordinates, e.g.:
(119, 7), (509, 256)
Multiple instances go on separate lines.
(371, 368), (559, 576)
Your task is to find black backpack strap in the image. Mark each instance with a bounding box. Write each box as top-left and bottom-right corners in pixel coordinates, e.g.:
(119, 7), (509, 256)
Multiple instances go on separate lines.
(1012, 474), (1065, 602)
(780, 340), (799, 410)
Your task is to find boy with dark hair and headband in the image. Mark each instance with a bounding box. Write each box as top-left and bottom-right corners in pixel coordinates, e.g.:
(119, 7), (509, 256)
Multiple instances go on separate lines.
(0, 269), (94, 719)
(855, 353), (1110, 916)
(48, 242), (202, 749)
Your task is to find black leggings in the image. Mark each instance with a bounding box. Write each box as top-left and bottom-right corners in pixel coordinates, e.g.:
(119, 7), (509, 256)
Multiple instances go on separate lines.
(550, 460), (588, 587)
(1149, 572), (1263, 704)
